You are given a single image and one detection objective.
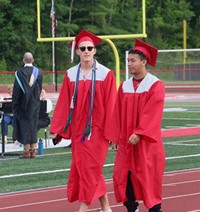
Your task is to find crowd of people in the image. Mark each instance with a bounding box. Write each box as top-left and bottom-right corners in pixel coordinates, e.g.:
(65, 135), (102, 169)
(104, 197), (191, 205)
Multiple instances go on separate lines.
(0, 29), (165, 212)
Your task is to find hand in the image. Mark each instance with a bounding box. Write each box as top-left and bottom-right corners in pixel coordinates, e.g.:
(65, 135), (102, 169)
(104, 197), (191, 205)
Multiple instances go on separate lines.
(52, 134), (62, 145)
(52, 133), (57, 138)
(128, 134), (141, 145)
(110, 142), (118, 151)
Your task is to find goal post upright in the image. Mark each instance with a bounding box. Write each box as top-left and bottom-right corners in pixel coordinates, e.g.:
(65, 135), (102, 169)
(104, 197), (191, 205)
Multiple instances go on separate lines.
(36, 0), (147, 87)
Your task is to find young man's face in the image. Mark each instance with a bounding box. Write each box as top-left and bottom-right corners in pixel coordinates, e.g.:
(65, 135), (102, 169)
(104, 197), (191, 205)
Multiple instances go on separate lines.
(127, 53), (147, 75)
(76, 41), (96, 63)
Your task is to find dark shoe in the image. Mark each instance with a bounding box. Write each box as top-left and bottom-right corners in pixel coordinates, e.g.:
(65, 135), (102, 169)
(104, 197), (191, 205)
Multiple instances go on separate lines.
(30, 149), (36, 158)
(19, 151), (30, 159)
(149, 204), (162, 212)
(124, 201), (139, 212)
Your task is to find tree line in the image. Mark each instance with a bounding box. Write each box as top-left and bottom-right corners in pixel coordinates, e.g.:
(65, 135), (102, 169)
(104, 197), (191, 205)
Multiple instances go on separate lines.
(0, 0), (199, 72)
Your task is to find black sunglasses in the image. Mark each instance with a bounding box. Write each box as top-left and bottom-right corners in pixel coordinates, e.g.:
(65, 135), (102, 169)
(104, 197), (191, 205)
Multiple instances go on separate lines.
(78, 46), (95, 52)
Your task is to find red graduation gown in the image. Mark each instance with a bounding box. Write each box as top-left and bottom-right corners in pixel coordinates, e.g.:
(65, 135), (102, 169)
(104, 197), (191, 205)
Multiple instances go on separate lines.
(108, 73), (165, 208)
(50, 61), (117, 205)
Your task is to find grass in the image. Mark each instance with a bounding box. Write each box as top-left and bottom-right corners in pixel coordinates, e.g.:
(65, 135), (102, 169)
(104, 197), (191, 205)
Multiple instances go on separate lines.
(0, 100), (200, 194)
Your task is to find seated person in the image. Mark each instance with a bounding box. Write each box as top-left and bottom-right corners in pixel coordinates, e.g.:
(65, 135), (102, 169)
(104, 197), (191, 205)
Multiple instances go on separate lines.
(37, 89), (52, 131)
(4, 113), (14, 144)
(3, 85), (14, 144)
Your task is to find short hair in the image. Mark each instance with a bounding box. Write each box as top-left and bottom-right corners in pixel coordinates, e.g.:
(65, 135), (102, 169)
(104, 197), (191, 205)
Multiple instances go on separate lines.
(23, 52), (34, 63)
(128, 49), (147, 62)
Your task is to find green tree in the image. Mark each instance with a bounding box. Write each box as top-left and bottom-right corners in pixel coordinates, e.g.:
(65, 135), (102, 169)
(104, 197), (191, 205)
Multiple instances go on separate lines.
(0, 0), (199, 73)
(146, 0), (195, 49)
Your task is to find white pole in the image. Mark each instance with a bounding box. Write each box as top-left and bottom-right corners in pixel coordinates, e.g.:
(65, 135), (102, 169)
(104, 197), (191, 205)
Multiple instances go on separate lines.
(51, 0), (55, 85)
(125, 51), (129, 80)
(52, 41), (55, 85)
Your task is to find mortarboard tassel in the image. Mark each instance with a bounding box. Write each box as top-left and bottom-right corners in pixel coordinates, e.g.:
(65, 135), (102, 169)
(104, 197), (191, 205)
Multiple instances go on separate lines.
(81, 123), (91, 142)
(70, 39), (76, 63)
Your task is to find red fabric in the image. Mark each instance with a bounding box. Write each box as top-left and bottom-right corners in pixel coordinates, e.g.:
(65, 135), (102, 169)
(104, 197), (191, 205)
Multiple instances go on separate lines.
(133, 79), (142, 90)
(162, 127), (200, 137)
(69, 29), (102, 49)
(134, 46), (151, 61)
(133, 39), (158, 66)
(108, 78), (165, 208)
(50, 64), (117, 205)
(78, 36), (94, 46)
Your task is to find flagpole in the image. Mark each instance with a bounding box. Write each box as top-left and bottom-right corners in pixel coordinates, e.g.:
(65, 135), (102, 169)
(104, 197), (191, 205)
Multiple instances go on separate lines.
(52, 40), (55, 85)
(51, 0), (55, 86)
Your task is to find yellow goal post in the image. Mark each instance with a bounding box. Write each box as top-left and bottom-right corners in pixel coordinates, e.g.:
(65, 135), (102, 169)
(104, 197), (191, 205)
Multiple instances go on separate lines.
(36, 0), (147, 87)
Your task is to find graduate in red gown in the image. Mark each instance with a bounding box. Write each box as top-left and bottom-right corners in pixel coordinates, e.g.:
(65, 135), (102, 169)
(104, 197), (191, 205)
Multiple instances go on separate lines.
(108, 39), (165, 212)
(50, 30), (116, 212)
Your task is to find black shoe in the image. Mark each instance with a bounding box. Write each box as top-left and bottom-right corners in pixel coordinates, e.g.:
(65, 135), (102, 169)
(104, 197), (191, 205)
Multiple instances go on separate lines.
(124, 201), (139, 212)
(149, 204), (162, 212)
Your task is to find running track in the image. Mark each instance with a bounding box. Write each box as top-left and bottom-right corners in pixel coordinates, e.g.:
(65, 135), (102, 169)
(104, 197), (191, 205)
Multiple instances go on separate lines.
(0, 91), (200, 211)
(0, 169), (200, 212)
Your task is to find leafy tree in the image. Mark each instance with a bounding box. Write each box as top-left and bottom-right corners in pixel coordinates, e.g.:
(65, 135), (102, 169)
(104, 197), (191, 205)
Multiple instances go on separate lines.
(146, 0), (194, 49)
(0, 0), (199, 74)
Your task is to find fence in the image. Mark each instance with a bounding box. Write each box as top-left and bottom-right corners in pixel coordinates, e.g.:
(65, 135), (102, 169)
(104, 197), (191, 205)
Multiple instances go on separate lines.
(125, 48), (200, 83)
(148, 48), (200, 83)
(1, 49), (200, 92)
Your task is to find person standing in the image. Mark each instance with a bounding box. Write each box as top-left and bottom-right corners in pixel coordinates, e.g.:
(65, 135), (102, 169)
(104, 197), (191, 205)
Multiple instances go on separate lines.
(50, 30), (116, 212)
(108, 39), (165, 212)
(12, 52), (43, 159)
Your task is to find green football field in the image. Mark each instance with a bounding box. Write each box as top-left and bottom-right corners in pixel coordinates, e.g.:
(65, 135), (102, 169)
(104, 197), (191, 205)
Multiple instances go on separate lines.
(0, 98), (200, 194)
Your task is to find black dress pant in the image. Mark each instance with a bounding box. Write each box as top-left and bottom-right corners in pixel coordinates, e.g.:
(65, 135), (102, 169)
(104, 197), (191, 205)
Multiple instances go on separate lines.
(124, 171), (162, 212)
(123, 171), (139, 212)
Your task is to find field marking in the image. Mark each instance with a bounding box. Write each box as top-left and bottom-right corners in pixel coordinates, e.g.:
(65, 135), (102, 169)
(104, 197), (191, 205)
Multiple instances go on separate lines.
(0, 186), (66, 198)
(0, 168), (70, 179)
(164, 108), (188, 112)
(164, 168), (200, 175)
(165, 143), (200, 146)
(0, 198), (68, 210)
(166, 154), (200, 160)
(163, 117), (200, 120)
(0, 180), (113, 197)
(1, 191), (200, 211)
(164, 138), (200, 143)
(1, 178), (199, 199)
(163, 192), (200, 200)
(163, 179), (200, 186)
(1, 155), (200, 179)
(0, 170), (200, 211)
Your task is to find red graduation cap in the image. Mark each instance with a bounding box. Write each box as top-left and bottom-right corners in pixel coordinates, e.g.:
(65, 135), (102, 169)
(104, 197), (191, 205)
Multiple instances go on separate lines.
(69, 29), (102, 49)
(69, 29), (102, 62)
(133, 39), (158, 67)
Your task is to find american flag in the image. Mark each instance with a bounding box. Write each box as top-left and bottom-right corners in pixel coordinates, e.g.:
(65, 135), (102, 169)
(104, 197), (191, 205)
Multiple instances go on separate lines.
(50, 1), (57, 37)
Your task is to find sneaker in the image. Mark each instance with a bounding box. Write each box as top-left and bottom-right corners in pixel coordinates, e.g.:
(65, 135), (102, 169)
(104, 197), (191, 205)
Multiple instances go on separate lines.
(13, 140), (19, 145)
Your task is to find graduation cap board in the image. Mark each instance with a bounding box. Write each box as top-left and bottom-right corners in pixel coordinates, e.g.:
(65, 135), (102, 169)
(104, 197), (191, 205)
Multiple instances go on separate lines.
(133, 39), (158, 67)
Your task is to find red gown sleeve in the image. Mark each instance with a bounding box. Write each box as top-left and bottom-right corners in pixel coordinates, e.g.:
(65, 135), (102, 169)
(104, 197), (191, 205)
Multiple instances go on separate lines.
(50, 72), (72, 139)
(134, 81), (165, 143)
(106, 82), (123, 144)
(103, 71), (117, 140)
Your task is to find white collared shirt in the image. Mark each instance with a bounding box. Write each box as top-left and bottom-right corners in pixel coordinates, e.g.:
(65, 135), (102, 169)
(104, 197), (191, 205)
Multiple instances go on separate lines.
(24, 63), (33, 67)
